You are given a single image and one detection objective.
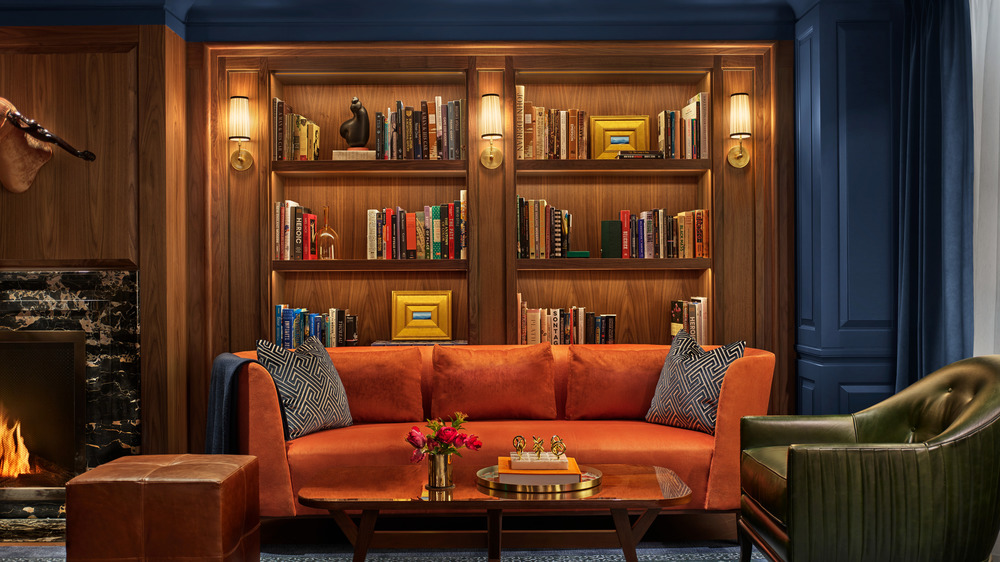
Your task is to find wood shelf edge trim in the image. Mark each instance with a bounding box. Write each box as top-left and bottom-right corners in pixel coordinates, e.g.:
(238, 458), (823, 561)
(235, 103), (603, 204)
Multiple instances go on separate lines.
(515, 258), (711, 271)
(272, 160), (468, 178)
(0, 259), (138, 271)
(272, 259), (469, 272)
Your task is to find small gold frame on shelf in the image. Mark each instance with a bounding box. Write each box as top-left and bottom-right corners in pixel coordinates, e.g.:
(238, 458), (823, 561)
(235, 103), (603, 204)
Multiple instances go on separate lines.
(391, 290), (453, 340)
(590, 115), (650, 159)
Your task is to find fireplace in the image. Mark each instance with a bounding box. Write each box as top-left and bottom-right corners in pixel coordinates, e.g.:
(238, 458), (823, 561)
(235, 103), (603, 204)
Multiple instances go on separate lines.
(0, 330), (87, 489)
(0, 270), (140, 528)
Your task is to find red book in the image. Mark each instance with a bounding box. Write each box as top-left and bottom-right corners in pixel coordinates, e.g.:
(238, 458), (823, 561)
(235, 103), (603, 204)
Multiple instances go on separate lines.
(447, 203), (455, 259)
(619, 210), (631, 259)
(303, 213), (317, 259)
(406, 212), (417, 259)
(383, 208), (394, 260)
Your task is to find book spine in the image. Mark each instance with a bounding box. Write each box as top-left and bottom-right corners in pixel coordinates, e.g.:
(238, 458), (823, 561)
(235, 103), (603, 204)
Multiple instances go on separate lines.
(559, 110), (568, 160)
(434, 96), (444, 159)
(415, 211), (426, 259)
(397, 208), (406, 259)
(459, 189), (468, 259)
(458, 98), (467, 161)
(293, 206), (304, 260)
(375, 112), (385, 160)
(420, 101), (431, 159)
(523, 100), (534, 159)
(447, 101), (458, 160)
(426, 100), (437, 160)
(403, 106), (414, 159)
(367, 209), (378, 259)
(413, 110), (423, 159)
(424, 205), (432, 259)
(567, 108), (578, 159)
(431, 206), (441, 259)
(578, 109), (587, 159)
(406, 211), (417, 259)
(440, 103), (450, 160)
(515, 85), (525, 159)
(620, 210), (630, 259)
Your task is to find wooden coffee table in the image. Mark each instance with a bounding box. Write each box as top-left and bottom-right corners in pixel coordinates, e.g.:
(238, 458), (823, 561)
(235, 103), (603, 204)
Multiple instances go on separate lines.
(298, 463), (691, 562)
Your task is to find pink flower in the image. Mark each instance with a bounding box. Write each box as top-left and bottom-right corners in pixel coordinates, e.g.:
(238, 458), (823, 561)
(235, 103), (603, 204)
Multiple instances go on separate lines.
(466, 435), (482, 451)
(405, 426), (427, 449)
(453, 433), (468, 447)
(436, 426), (459, 445)
(410, 448), (427, 463)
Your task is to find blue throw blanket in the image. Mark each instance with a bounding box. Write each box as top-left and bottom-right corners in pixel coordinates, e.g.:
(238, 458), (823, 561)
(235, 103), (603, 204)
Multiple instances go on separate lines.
(205, 352), (258, 454)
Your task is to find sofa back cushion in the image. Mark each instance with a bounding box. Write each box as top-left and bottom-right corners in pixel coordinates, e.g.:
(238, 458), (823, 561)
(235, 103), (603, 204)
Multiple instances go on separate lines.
(431, 343), (557, 420)
(329, 347), (424, 423)
(565, 345), (667, 420)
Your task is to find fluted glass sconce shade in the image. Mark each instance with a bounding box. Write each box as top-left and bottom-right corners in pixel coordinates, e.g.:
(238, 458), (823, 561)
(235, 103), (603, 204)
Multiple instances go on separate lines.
(229, 95), (253, 171)
(728, 92), (751, 168)
(480, 93), (503, 169)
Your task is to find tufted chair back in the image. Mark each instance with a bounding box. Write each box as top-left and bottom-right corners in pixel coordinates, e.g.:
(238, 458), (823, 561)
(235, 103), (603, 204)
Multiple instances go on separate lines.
(854, 356), (1000, 444)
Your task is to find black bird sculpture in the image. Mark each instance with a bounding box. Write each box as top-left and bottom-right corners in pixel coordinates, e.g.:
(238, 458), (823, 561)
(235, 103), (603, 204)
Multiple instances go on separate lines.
(339, 97), (370, 148)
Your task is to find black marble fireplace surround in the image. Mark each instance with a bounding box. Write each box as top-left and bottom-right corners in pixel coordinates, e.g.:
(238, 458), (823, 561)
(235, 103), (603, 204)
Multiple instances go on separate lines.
(0, 271), (139, 519)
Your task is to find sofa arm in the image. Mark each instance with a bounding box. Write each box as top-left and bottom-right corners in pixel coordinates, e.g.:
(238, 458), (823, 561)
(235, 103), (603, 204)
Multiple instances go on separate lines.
(705, 350), (775, 510)
(235, 358), (297, 517)
(741, 415), (858, 451)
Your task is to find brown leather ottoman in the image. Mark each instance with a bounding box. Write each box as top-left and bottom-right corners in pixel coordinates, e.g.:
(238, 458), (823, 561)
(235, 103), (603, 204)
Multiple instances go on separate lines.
(66, 454), (259, 561)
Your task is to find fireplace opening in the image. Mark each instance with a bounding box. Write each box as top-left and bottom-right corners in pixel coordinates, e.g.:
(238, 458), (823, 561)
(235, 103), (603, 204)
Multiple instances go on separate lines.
(0, 331), (86, 490)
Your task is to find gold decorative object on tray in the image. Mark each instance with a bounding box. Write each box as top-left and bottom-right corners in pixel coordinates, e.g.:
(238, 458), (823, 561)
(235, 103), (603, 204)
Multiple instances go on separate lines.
(532, 436), (545, 459)
(512, 435), (526, 460)
(391, 290), (452, 340)
(590, 115), (650, 159)
(550, 435), (566, 459)
(476, 465), (603, 495)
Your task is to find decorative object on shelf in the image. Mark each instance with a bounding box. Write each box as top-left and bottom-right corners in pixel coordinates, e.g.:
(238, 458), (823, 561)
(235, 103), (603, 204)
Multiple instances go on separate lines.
(728, 92), (751, 168)
(512, 435), (526, 460)
(479, 93), (503, 169)
(589, 115), (649, 159)
(1, 97), (96, 193)
(391, 290), (453, 340)
(339, 96), (370, 148)
(405, 411), (482, 490)
(316, 206), (341, 260)
(229, 95), (253, 171)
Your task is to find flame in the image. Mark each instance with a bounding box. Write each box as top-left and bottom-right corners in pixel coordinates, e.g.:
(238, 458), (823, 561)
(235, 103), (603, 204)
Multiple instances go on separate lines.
(0, 407), (31, 478)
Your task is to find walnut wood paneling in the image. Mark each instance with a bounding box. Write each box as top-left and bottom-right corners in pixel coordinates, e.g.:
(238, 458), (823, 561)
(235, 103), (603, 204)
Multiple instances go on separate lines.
(0, 44), (138, 265)
(281, 272), (469, 345)
(139, 25), (189, 454)
(475, 62), (505, 344)
(714, 67), (756, 347)
(186, 41), (211, 452)
(517, 270), (710, 345)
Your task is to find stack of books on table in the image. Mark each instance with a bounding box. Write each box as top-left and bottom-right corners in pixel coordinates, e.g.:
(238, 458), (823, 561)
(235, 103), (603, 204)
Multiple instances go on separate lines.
(497, 456), (582, 485)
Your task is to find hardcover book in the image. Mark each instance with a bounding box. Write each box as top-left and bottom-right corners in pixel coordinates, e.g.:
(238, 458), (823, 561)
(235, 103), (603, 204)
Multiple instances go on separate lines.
(600, 220), (622, 258)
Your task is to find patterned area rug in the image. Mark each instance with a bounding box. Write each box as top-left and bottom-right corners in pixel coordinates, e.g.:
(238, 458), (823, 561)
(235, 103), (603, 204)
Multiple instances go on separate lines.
(0, 542), (767, 561)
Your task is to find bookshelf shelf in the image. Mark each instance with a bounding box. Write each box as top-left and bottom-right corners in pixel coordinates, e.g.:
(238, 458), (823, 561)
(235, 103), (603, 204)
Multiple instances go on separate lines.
(515, 258), (711, 271)
(515, 159), (710, 176)
(272, 259), (469, 272)
(272, 160), (467, 178)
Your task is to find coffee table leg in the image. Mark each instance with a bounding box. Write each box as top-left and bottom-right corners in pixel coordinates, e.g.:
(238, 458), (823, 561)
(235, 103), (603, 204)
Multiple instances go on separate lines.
(353, 509), (379, 562)
(487, 509), (502, 562)
(611, 509), (639, 562)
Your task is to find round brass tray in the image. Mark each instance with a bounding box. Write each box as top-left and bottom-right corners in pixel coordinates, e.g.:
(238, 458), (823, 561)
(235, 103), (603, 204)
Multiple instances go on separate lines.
(475, 465), (602, 496)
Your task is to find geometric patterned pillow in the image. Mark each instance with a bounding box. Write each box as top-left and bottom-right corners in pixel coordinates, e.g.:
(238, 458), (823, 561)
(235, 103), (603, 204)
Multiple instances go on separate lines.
(255, 337), (352, 439)
(645, 330), (746, 435)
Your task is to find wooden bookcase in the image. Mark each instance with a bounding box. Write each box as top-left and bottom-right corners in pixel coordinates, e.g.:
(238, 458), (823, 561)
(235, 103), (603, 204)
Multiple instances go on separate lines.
(210, 41), (793, 411)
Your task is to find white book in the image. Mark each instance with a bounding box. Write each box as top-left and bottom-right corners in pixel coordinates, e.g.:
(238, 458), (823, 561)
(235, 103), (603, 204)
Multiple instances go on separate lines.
(559, 110), (568, 159)
(283, 200), (299, 260)
(434, 96), (444, 155)
(526, 308), (541, 345)
(366, 209), (378, 259)
(550, 308), (560, 345)
(328, 308), (338, 347)
(690, 296), (709, 345)
(644, 211), (654, 258)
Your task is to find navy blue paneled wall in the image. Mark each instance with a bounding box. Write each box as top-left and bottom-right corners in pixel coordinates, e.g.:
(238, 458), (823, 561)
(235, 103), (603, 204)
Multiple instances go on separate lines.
(795, 1), (903, 414)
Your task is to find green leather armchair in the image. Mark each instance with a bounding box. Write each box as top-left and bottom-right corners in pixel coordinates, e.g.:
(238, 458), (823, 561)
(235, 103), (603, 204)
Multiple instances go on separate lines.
(738, 355), (1000, 562)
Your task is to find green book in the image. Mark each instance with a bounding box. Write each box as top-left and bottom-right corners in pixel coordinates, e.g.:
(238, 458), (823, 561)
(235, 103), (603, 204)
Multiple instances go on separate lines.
(431, 205), (442, 259)
(600, 220), (622, 258)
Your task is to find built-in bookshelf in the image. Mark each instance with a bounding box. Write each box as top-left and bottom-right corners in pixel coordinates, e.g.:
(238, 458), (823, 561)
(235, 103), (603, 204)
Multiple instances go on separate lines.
(226, 43), (791, 363)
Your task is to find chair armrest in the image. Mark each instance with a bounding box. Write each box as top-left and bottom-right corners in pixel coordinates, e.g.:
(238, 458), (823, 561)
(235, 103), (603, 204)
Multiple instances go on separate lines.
(741, 415), (858, 450)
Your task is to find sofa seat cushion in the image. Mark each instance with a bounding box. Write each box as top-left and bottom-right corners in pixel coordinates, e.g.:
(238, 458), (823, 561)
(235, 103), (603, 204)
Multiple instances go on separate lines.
(285, 420), (715, 515)
(740, 445), (788, 523)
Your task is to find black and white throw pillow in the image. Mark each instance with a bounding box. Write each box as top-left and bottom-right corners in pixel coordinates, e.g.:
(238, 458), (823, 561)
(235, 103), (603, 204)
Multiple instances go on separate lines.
(256, 337), (352, 439)
(645, 330), (745, 435)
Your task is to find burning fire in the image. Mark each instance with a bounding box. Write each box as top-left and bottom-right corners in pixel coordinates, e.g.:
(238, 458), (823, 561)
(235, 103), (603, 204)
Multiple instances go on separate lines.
(0, 407), (31, 478)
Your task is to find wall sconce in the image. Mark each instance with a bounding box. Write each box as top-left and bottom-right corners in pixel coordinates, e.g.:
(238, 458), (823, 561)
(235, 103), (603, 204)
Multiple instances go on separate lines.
(229, 95), (253, 171)
(728, 92), (751, 168)
(479, 93), (503, 169)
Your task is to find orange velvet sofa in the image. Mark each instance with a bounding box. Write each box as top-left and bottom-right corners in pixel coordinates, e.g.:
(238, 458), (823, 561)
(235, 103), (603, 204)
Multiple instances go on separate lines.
(233, 343), (775, 517)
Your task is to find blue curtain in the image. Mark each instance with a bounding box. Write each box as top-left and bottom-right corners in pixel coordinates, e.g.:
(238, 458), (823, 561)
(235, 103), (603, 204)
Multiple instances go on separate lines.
(896, 0), (974, 391)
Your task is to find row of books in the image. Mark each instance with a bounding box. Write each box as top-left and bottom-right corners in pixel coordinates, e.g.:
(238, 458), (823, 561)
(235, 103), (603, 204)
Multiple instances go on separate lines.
(374, 98), (467, 161)
(657, 92), (710, 160)
(271, 98), (321, 161)
(516, 294), (616, 345)
(515, 196), (573, 259)
(273, 201), (334, 261)
(515, 85), (589, 160)
(601, 208), (710, 259)
(274, 305), (359, 349)
(670, 297), (708, 346)
(366, 190), (468, 260)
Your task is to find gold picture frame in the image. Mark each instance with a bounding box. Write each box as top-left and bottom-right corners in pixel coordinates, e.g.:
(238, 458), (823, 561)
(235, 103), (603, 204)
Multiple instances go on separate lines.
(391, 290), (453, 340)
(590, 115), (650, 159)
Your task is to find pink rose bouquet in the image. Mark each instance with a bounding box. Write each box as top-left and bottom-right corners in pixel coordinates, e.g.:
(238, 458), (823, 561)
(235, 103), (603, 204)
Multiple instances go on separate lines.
(405, 411), (482, 463)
